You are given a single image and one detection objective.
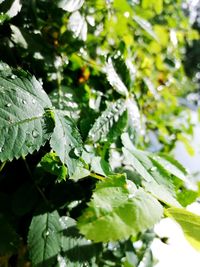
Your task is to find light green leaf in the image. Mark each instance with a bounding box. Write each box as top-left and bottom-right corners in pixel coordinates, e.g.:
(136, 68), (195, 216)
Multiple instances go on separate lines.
(142, 0), (163, 14)
(68, 11), (87, 41)
(91, 156), (112, 176)
(40, 152), (68, 181)
(57, 0), (84, 12)
(50, 110), (83, 177)
(126, 96), (141, 134)
(0, 63), (54, 162)
(165, 208), (200, 251)
(122, 133), (180, 207)
(88, 99), (127, 143)
(78, 175), (163, 242)
(6, 0), (22, 18)
(105, 59), (129, 97)
(150, 154), (188, 183)
(28, 211), (61, 267)
(133, 15), (158, 40)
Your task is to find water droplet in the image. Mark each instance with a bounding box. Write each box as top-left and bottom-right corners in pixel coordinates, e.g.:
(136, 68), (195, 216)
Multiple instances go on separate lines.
(73, 147), (81, 157)
(42, 230), (50, 238)
(32, 99), (36, 104)
(22, 100), (27, 104)
(11, 74), (17, 79)
(0, 147), (3, 152)
(5, 103), (12, 107)
(32, 129), (39, 138)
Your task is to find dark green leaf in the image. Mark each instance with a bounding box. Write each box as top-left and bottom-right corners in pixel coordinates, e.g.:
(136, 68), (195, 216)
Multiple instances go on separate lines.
(0, 63), (54, 162)
(88, 99), (127, 143)
(28, 211), (61, 267)
(50, 110), (86, 178)
(59, 216), (101, 264)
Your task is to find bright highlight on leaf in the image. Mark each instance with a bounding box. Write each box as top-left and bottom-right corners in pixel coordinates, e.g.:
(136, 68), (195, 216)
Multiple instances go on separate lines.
(122, 133), (180, 207)
(165, 208), (200, 251)
(78, 174), (163, 242)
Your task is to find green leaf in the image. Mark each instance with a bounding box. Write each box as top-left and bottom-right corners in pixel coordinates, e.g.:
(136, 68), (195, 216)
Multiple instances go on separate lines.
(133, 15), (158, 40)
(105, 59), (129, 97)
(50, 110), (83, 177)
(28, 211), (61, 267)
(88, 99), (127, 143)
(126, 96), (141, 135)
(49, 86), (80, 121)
(122, 134), (180, 207)
(78, 174), (163, 242)
(68, 11), (87, 41)
(0, 63), (54, 162)
(165, 208), (200, 251)
(0, 0), (22, 19)
(57, 0), (84, 12)
(91, 156), (112, 176)
(40, 152), (68, 181)
(0, 12), (8, 25)
(142, 0), (163, 14)
(150, 153), (188, 183)
(59, 216), (101, 264)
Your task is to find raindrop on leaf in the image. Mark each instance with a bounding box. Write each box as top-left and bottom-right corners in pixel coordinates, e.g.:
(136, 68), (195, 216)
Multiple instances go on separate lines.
(32, 129), (39, 138)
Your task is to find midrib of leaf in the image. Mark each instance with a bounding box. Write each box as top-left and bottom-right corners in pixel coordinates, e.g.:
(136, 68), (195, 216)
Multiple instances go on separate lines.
(43, 213), (49, 263)
(0, 115), (43, 128)
(59, 114), (70, 164)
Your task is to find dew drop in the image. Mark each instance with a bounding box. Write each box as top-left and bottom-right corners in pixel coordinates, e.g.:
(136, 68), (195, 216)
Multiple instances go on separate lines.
(11, 74), (17, 79)
(45, 231), (50, 236)
(32, 99), (36, 104)
(32, 129), (39, 138)
(5, 103), (12, 107)
(42, 230), (50, 238)
(0, 147), (3, 153)
(73, 147), (81, 157)
(22, 100), (27, 104)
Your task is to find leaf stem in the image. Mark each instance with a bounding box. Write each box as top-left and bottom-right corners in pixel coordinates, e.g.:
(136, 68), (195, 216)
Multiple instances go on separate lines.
(0, 161), (6, 172)
(90, 172), (105, 181)
(22, 157), (49, 206)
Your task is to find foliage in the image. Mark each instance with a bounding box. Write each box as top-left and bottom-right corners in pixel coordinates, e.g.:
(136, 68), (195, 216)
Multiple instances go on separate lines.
(0, 0), (200, 266)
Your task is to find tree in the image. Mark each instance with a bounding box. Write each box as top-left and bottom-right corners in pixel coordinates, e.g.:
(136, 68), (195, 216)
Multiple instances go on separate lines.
(0, 0), (200, 266)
